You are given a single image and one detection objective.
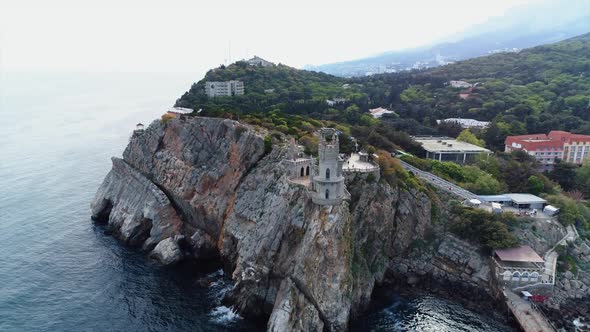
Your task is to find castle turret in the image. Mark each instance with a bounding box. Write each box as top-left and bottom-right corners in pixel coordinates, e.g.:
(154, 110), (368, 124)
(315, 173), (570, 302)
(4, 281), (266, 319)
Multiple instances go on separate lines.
(312, 128), (345, 205)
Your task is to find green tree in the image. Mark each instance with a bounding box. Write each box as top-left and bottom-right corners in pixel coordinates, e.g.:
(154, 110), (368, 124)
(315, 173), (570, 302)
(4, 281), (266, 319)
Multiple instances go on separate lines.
(550, 160), (578, 191)
(462, 166), (504, 195)
(575, 163), (590, 198)
(359, 114), (379, 127)
(527, 175), (545, 195)
(456, 129), (485, 147)
(431, 161), (465, 182)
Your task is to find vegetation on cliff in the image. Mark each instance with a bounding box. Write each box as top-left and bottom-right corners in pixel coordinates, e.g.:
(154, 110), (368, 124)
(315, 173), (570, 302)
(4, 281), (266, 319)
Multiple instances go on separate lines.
(450, 204), (519, 251)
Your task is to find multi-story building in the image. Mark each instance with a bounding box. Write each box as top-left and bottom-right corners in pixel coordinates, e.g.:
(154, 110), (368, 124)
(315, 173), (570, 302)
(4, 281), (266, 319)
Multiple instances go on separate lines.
(505, 131), (590, 169)
(563, 134), (590, 164)
(204, 81), (244, 97)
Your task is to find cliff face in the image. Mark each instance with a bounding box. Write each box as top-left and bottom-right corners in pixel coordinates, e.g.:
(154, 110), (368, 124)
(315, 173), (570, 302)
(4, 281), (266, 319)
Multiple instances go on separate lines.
(91, 116), (475, 331)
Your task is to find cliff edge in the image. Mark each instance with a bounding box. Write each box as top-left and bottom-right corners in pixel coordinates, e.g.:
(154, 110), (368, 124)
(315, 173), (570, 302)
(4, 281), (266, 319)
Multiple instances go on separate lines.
(91, 116), (494, 331)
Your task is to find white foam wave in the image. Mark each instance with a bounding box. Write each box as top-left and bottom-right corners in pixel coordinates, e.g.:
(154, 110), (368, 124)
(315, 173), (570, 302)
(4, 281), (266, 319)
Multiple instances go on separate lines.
(209, 305), (242, 325)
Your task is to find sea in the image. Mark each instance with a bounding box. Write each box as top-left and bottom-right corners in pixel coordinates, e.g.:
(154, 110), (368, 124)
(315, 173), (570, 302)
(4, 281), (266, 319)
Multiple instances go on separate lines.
(0, 72), (514, 332)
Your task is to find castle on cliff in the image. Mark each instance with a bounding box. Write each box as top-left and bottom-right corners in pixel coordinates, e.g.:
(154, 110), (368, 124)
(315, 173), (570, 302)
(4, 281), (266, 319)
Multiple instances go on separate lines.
(284, 128), (347, 206)
(312, 128), (346, 205)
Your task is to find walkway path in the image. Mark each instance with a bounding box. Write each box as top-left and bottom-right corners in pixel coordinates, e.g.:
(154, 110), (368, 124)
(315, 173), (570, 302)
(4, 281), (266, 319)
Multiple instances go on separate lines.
(398, 159), (479, 200)
(544, 225), (578, 284)
(505, 290), (556, 332)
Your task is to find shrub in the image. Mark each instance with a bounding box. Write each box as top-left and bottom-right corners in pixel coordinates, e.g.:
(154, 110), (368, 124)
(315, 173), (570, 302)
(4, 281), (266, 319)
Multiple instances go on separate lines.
(450, 205), (519, 251)
(234, 125), (248, 140)
(400, 155), (432, 171)
(545, 194), (590, 227)
(264, 135), (273, 155)
(161, 113), (175, 123)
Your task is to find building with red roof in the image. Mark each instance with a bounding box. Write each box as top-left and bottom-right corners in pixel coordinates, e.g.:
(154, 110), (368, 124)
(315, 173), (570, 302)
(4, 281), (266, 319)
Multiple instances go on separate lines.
(505, 131), (590, 170)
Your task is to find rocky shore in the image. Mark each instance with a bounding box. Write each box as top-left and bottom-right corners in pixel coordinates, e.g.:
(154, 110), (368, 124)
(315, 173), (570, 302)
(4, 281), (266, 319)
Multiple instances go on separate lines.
(90, 116), (519, 331)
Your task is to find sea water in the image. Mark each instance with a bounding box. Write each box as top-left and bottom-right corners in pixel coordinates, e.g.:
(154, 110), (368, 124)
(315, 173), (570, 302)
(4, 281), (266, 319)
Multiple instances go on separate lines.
(0, 72), (513, 331)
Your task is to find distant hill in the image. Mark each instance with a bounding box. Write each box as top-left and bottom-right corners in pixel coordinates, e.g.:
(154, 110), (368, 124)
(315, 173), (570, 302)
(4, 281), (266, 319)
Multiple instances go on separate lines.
(175, 61), (351, 111)
(176, 32), (590, 156)
(307, 1), (590, 77)
(352, 33), (590, 149)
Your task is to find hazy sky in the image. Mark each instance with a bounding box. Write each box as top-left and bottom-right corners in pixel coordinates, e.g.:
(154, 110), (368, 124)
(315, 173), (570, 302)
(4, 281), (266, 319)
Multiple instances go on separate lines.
(1, 0), (543, 73)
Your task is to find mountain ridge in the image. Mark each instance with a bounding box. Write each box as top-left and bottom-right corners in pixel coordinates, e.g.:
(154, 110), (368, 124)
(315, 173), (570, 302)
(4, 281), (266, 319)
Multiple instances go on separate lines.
(307, 3), (590, 77)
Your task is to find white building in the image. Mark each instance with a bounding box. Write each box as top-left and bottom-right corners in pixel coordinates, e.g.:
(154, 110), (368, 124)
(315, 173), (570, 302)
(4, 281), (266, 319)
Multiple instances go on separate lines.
(437, 118), (490, 129)
(478, 193), (547, 210)
(312, 128), (346, 205)
(166, 107), (193, 115)
(369, 107), (396, 119)
(326, 98), (348, 107)
(414, 136), (491, 164)
(205, 81), (245, 97)
(246, 56), (274, 67)
(449, 80), (473, 88)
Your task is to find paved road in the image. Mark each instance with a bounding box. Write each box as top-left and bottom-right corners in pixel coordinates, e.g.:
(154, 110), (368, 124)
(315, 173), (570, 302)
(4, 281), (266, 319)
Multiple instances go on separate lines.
(398, 159), (479, 200)
(505, 290), (556, 332)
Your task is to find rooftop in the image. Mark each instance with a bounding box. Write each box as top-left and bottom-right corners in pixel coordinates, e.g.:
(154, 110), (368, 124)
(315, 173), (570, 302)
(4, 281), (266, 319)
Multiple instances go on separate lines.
(478, 193), (547, 205)
(437, 118), (490, 128)
(494, 245), (544, 263)
(505, 130), (590, 150)
(166, 107), (193, 115)
(369, 107), (396, 118)
(504, 193), (547, 205)
(413, 136), (491, 153)
(478, 195), (511, 202)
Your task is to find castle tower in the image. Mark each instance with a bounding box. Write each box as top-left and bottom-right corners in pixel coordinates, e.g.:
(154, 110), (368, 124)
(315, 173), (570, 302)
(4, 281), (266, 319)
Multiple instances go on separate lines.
(312, 128), (345, 205)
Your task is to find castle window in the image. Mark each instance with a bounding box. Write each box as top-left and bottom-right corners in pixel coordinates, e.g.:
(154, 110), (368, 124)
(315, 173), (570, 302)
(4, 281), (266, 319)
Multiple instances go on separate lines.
(306, 166), (310, 176)
(326, 168), (330, 179)
(325, 189), (329, 199)
(301, 167), (304, 177)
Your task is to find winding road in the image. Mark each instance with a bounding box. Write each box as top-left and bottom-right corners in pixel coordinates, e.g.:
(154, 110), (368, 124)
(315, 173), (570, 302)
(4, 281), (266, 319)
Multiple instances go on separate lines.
(398, 159), (479, 200)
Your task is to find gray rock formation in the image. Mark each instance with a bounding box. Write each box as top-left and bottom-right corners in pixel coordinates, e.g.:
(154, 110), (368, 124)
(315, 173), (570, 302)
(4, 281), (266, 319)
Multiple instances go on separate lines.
(92, 116), (497, 331)
(90, 157), (183, 249)
(150, 237), (182, 265)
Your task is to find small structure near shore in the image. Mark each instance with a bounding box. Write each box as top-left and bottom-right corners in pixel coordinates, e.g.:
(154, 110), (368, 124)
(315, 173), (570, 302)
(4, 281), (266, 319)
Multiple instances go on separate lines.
(493, 245), (545, 287)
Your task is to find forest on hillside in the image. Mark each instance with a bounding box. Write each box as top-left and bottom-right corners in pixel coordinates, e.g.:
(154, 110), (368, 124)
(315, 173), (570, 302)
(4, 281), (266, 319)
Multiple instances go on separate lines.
(355, 33), (590, 150)
(173, 33), (590, 249)
(176, 33), (590, 151)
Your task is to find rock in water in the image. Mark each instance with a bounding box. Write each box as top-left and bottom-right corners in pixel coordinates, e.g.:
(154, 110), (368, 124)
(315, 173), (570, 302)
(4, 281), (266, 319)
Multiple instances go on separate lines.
(150, 237), (182, 265)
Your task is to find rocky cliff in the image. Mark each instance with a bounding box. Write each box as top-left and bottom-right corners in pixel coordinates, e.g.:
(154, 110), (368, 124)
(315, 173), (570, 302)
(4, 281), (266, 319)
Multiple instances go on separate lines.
(91, 116), (496, 331)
